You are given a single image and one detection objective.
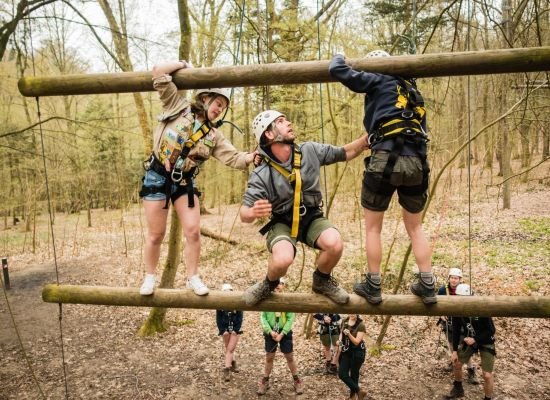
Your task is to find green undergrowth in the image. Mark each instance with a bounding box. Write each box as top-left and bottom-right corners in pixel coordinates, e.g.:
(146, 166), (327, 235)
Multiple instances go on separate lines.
(368, 343), (397, 357)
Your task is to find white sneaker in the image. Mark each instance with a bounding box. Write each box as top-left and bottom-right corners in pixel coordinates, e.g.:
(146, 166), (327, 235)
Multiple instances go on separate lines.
(186, 275), (209, 295)
(139, 274), (156, 295)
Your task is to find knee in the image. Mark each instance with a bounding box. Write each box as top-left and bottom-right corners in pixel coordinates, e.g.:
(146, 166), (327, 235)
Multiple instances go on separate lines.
(284, 353), (294, 363)
(147, 230), (165, 246)
(482, 371), (492, 381)
(184, 227), (200, 243)
(318, 230), (343, 256)
(272, 245), (295, 268)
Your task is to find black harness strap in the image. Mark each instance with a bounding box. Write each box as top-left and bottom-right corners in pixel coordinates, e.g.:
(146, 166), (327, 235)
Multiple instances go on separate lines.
(139, 156), (197, 208)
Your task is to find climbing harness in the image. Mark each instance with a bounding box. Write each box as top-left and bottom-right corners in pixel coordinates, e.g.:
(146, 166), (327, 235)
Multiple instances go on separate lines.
(259, 147), (306, 239)
(363, 77), (430, 198)
(140, 114), (212, 209)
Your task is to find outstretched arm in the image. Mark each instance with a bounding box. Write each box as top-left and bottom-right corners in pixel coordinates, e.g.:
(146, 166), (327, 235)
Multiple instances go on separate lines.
(344, 133), (369, 161)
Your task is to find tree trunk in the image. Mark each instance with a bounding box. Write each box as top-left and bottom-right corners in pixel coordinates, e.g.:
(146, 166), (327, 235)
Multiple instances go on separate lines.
(139, 208), (183, 336)
(97, 0), (151, 156)
(139, 0), (192, 335)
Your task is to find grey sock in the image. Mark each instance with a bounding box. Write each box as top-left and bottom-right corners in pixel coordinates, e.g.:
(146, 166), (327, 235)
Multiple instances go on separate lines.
(420, 272), (434, 286)
(368, 273), (381, 284)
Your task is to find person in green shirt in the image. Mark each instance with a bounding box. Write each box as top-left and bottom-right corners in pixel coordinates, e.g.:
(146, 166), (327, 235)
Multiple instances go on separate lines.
(257, 279), (303, 395)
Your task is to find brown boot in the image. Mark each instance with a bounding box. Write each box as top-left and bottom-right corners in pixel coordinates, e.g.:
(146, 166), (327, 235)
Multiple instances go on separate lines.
(357, 389), (367, 400)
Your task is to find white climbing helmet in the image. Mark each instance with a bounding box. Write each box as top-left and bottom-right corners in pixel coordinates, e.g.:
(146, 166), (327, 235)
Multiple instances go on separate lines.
(252, 110), (286, 143)
(221, 283), (233, 291)
(195, 88), (231, 105)
(455, 283), (471, 296)
(367, 49), (390, 57)
(448, 268), (463, 278)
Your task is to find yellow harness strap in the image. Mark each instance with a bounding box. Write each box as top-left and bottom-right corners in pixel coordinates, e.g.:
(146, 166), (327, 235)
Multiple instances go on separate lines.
(264, 148), (302, 239)
(185, 121), (211, 148)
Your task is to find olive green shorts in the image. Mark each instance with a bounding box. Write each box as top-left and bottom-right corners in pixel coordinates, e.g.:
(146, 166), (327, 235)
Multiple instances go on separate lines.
(320, 332), (339, 347)
(361, 151), (428, 213)
(266, 217), (335, 253)
(458, 344), (496, 373)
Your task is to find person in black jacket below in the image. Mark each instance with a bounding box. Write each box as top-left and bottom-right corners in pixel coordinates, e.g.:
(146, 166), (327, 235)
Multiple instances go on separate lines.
(329, 50), (436, 306)
(444, 284), (496, 400)
(216, 283), (244, 382)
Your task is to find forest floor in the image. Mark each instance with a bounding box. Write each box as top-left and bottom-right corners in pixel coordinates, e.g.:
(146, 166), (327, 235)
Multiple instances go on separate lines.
(1, 180), (549, 399)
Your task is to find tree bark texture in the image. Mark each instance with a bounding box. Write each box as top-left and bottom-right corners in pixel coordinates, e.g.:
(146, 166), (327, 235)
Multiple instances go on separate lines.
(18, 47), (550, 97)
(42, 284), (550, 318)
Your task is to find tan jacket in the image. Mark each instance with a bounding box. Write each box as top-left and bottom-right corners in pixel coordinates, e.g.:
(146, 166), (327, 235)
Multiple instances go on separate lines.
(152, 74), (249, 176)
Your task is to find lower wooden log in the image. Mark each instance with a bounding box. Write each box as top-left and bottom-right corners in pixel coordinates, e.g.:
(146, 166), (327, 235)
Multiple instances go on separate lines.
(42, 284), (550, 318)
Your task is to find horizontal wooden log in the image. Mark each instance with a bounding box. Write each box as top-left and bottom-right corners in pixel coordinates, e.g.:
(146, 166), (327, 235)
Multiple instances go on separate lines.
(42, 284), (550, 318)
(19, 47), (550, 97)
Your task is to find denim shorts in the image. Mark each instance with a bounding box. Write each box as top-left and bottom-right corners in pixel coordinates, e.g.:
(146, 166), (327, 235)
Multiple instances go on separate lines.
(141, 169), (172, 201)
(141, 169), (200, 202)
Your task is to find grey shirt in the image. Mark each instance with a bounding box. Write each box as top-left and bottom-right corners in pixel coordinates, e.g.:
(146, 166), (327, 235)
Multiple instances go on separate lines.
(243, 142), (346, 215)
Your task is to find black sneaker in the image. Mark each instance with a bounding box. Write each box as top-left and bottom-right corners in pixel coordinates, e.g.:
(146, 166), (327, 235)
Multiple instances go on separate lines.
(223, 367), (231, 382)
(410, 276), (437, 304)
(467, 367), (479, 385)
(312, 273), (350, 304)
(443, 382), (464, 399)
(353, 274), (382, 305)
(243, 280), (272, 306)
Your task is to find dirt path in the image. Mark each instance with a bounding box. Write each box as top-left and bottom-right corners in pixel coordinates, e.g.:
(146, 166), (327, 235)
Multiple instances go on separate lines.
(1, 188), (549, 399)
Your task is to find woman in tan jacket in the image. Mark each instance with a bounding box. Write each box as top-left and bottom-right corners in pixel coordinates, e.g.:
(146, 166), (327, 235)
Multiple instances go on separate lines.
(139, 60), (256, 296)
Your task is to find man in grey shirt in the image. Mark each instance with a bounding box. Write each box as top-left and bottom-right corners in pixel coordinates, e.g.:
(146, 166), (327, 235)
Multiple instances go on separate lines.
(240, 110), (369, 306)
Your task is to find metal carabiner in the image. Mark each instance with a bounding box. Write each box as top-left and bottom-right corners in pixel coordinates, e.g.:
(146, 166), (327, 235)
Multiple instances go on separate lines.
(299, 204), (307, 216)
(171, 169), (183, 183)
(401, 110), (414, 120)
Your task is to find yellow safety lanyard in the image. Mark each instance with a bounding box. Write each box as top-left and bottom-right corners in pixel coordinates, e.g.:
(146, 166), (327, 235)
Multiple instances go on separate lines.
(186, 121), (211, 148)
(171, 119), (211, 182)
(264, 149), (302, 238)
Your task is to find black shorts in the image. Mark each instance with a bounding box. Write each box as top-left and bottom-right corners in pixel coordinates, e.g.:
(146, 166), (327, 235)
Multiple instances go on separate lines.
(264, 331), (293, 354)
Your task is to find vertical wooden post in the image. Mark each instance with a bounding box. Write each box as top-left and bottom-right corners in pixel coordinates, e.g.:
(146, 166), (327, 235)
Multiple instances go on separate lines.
(2, 257), (10, 290)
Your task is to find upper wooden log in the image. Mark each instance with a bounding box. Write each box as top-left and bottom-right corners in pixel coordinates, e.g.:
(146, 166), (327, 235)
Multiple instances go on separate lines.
(42, 284), (550, 318)
(19, 47), (550, 97)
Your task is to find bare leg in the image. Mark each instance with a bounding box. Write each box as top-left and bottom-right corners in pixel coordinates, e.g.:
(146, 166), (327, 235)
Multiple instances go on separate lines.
(402, 209), (431, 273)
(173, 194), (201, 278)
(266, 240), (295, 281)
(363, 209), (385, 274)
(482, 371), (494, 398)
(315, 227), (344, 273)
(224, 333), (239, 368)
(264, 352), (276, 377)
(143, 200), (169, 274)
(284, 352), (298, 376)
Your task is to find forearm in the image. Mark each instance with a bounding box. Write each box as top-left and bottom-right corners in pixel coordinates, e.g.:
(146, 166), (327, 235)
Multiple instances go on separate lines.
(152, 61), (186, 79)
(240, 205), (257, 223)
(344, 134), (369, 160)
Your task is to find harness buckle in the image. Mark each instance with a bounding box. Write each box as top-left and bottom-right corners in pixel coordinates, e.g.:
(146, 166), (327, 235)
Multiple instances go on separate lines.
(143, 154), (154, 171)
(299, 204), (307, 216)
(171, 169), (183, 183)
(401, 110), (415, 120)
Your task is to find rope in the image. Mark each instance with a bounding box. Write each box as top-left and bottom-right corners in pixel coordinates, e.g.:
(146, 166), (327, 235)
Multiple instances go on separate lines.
(466, 0), (473, 292)
(28, 14), (70, 399)
(316, 0), (328, 205)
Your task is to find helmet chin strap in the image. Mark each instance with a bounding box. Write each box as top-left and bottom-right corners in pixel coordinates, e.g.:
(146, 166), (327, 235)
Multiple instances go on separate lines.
(270, 125), (294, 145)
